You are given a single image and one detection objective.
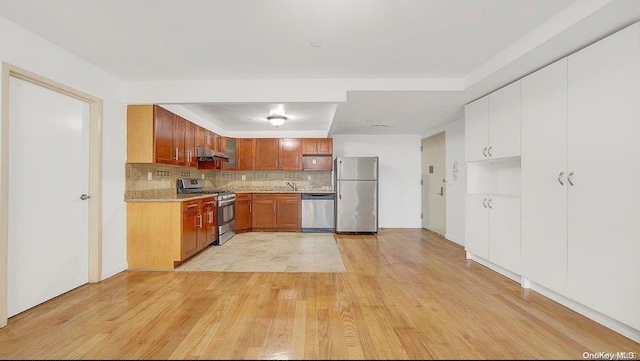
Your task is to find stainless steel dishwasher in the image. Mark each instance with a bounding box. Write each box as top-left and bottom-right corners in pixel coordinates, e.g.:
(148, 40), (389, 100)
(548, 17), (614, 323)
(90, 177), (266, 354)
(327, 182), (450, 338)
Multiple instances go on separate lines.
(301, 193), (335, 233)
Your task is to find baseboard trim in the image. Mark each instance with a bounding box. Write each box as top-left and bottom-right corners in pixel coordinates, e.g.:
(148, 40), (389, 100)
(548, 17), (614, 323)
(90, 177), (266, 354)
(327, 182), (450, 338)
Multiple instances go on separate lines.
(465, 251), (521, 284)
(445, 233), (464, 246)
(101, 263), (128, 280)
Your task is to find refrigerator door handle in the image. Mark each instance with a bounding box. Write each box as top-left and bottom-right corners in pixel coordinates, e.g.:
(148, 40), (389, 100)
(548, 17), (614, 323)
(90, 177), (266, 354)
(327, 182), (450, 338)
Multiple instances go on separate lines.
(339, 180), (342, 199)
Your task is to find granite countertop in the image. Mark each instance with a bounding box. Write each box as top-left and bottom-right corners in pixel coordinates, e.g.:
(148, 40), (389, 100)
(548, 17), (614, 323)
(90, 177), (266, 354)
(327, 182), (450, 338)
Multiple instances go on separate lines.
(125, 188), (335, 202)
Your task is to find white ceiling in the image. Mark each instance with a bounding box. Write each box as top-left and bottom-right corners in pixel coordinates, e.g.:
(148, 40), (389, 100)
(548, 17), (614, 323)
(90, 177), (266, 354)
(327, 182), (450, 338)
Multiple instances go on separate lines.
(1, 0), (638, 136)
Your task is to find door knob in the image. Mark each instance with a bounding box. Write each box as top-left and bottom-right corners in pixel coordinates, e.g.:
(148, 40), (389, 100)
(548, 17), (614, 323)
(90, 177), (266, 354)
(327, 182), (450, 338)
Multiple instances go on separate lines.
(80, 194), (90, 200)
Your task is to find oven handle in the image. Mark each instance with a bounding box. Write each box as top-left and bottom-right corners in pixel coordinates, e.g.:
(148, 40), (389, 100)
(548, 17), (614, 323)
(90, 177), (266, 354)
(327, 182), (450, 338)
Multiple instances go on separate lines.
(218, 199), (235, 207)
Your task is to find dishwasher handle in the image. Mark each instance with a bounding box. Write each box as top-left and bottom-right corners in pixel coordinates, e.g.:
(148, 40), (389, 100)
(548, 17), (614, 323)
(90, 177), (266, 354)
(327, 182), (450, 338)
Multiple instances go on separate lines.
(301, 193), (335, 200)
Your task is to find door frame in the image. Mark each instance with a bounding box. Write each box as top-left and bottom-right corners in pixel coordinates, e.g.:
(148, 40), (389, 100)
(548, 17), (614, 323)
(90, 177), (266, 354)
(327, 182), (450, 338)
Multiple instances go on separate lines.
(421, 131), (446, 235)
(0, 62), (103, 327)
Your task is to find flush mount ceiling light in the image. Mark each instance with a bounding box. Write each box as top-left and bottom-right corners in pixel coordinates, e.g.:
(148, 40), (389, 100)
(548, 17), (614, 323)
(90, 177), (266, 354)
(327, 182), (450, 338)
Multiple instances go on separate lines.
(266, 105), (288, 127)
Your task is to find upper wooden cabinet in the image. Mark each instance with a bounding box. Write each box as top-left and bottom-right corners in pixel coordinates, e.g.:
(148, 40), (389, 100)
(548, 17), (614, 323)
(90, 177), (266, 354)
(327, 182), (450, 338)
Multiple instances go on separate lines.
(254, 138), (279, 170)
(302, 138), (333, 155)
(184, 119), (196, 167)
(279, 138), (302, 170)
(237, 138), (255, 171)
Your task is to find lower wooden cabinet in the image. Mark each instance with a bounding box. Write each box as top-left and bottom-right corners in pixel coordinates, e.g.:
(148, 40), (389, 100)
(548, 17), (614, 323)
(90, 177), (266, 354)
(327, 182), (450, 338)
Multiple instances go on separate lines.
(252, 193), (301, 231)
(236, 193), (253, 232)
(127, 197), (216, 270)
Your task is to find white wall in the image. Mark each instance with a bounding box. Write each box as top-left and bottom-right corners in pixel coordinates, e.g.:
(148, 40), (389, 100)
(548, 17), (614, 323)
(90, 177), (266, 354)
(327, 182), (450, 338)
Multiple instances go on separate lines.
(422, 118), (466, 245)
(332, 135), (421, 228)
(0, 15), (127, 278)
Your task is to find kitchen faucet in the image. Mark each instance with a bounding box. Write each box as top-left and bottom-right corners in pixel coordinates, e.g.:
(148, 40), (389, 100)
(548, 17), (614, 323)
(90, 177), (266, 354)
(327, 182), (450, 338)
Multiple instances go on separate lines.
(286, 182), (297, 191)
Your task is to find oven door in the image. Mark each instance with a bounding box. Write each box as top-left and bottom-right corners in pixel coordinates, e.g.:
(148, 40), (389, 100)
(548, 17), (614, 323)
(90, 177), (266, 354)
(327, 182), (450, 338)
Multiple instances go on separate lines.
(217, 198), (236, 244)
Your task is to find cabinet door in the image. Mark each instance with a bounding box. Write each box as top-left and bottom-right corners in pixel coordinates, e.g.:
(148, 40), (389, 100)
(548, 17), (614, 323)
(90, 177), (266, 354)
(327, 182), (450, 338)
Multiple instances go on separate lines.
(464, 97), (489, 162)
(276, 195), (300, 230)
(254, 138), (279, 170)
(567, 22), (640, 330)
(317, 138), (333, 155)
(173, 116), (187, 166)
(252, 196), (276, 229)
(489, 80), (521, 159)
(465, 194), (489, 260)
(237, 138), (255, 170)
(202, 199), (217, 248)
(195, 126), (207, 149)
(488, 197), (521, 275)
(223, 137), (237, 170)
(182, 205), (199, 260)
(302, 138), (318, 155)
(279, 138), (301, 170)
(184, 121), (196, 167)
(153, 105), (175, 164)
(521, 58), (569, 295)
(236, 199), (252, 232)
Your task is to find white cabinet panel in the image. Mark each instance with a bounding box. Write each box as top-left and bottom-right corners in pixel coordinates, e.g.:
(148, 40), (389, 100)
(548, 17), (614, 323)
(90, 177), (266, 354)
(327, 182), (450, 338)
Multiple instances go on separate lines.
(489, 197), (521, 275)
(464, 96), (489, 162)
(489, 81), (521, 159)
(567, 22), (640, 330)
(465, 194), (489, 260)
(521, 58), (569, 295)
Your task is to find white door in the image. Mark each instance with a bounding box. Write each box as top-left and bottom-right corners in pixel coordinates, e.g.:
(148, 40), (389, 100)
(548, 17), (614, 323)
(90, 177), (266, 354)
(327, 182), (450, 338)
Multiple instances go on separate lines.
(464, 194), (489, 260)
(464, 97), (488, 162)
(488, 196), (521, 275)
(567, 22), (640, 330)
(7, 77), (90, 317)
(521, 58), (569, 295)
(421, 134), (446, 235)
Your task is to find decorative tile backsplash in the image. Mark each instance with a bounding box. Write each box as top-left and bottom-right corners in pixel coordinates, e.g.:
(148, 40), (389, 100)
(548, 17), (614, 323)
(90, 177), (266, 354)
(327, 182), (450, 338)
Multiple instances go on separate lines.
(125, 163), (333, 198)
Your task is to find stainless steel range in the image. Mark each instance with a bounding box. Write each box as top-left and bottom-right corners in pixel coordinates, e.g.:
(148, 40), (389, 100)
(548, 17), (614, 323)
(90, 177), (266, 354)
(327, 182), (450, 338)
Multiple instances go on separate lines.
(177, 178), (236, 245)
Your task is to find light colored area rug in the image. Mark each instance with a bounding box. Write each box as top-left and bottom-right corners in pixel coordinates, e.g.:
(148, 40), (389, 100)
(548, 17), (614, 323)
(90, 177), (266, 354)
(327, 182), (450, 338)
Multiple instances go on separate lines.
(175, 232), (346, 273)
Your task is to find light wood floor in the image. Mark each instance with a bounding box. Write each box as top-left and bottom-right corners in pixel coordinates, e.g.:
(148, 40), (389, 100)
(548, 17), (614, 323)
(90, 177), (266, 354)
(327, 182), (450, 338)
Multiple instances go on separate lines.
(0, 229), (637, 359)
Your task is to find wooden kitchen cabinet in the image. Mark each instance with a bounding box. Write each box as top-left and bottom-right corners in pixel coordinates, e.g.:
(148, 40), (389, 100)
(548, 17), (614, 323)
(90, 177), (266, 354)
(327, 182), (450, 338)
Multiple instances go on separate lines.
(279, 138), (302, 170)
(237, 138), (255, 170)
(184, 120), (196, 167)
(254, 138), (279, 170)
(127, 197), (217, 270)
(252, 193), (300, 231)
(236, 193), (253, 232)
(302, 138), (333, 155)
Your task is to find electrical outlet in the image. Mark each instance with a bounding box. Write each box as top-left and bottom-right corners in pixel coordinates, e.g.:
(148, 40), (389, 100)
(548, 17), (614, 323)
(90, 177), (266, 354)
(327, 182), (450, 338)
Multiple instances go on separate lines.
(307, 175), (311, 181)
(201, 174), (205, 180)
(147, 171), (152, 181)
(241, 174), (246, 181)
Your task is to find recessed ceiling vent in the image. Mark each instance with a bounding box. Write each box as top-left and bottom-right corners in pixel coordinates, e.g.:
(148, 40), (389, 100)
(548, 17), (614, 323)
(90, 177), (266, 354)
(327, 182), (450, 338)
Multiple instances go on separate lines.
(371, 124), (390, 128)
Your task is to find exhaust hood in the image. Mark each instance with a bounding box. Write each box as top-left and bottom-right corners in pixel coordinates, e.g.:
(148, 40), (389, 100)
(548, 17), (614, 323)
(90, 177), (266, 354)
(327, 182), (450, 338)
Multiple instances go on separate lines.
(196, 146), (230, 162)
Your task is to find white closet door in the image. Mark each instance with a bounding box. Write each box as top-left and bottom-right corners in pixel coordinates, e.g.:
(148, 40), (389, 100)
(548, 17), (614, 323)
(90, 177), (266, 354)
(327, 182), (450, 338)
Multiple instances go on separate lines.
(489, 80), (521, 159)
(488, 196), (521, 275)
(465, 194), (489, 260)
(464, 97), (489, 162)
(8, 77), (90, 317)
(567, 22), (640, 330)
(521, 58), (569, 295)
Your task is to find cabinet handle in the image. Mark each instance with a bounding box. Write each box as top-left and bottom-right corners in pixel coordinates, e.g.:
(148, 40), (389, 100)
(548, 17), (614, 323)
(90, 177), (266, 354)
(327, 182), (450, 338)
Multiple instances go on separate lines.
(558, 171), (565, 186)
(197, 214), (203, 228)
(483, 147), (488, 157)
(482, 198), (487, 208)
(488, 146), (492, 157)
(249, 203), (252, 213)
(209, 211), (213, 224)
(174, 147), (179, 160)
(186, 203), (198, 208)
(568, 172), (574, 186)
(487, 198), (492, 209)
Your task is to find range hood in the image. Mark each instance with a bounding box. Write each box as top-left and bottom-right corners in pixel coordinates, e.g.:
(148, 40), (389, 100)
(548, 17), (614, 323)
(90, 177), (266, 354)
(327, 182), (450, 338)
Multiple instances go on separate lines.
(196, 146), (230, 162)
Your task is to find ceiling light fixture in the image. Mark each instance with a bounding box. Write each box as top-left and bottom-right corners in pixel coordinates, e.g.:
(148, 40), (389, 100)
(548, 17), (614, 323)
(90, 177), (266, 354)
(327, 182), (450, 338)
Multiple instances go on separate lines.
(266, 105), (287, 127)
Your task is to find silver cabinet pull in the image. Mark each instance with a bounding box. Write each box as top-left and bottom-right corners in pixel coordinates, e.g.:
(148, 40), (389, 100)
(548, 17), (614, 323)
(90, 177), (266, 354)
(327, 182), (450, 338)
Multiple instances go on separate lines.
(186, 203), (198, 208)
(488, 146), (492, 157)
(482, 198), (487, 208)
(80, 194), (90, 200)
(487, 198), (492, 209)
(483, 147), (488, 157)
(249, 203), (252, 213)
(558, 171), (565, 185)
(209, 211), (213, 224)
(174, 147), (179, 160)
(197, 214), (203, 228)
(568, 172), (574, 186)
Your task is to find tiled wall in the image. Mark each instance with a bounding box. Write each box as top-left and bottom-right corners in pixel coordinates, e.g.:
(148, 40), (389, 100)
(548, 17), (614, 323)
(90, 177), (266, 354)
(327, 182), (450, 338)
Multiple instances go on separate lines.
(125, 163), (332, 198)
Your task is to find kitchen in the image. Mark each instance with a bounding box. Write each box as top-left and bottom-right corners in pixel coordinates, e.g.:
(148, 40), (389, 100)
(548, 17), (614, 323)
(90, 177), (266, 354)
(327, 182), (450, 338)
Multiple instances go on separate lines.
(0, 1), (639, 359)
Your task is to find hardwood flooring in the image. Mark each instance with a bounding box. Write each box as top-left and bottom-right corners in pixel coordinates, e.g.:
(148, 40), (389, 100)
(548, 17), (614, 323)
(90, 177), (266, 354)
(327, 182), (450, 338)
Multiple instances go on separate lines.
(0, 228), (637, 359)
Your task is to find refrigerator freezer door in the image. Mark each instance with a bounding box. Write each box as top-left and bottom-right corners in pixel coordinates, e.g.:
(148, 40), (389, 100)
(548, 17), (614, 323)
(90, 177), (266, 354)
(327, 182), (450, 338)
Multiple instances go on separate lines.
(336, 180), (378, 232)
(336, 157), (378, 180)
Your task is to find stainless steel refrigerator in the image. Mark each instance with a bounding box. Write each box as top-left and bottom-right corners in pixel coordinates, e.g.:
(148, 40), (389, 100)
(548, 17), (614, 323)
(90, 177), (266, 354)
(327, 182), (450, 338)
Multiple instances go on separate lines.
(334, 156), (379, 233)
